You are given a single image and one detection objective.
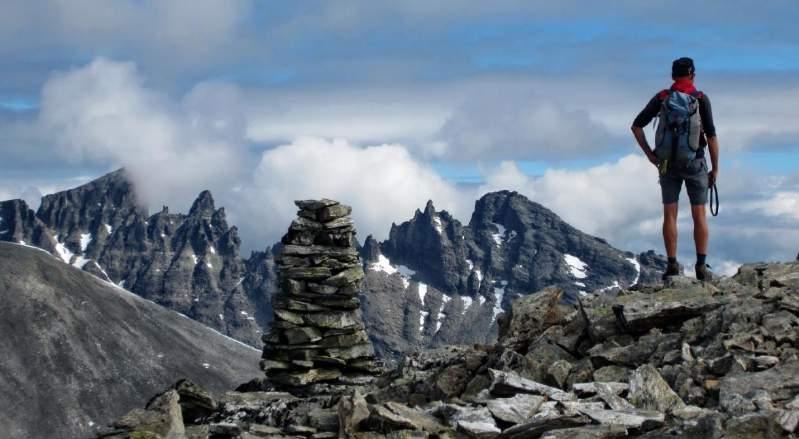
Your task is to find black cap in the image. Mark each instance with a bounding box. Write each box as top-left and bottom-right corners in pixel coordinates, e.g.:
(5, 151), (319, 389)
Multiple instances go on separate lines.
(672, 57), (695, 77)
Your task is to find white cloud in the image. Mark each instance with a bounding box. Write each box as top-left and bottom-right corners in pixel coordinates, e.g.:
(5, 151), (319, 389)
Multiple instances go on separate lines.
(0, 0), (251, 64)
(38, 58), (249, 211)
(744, 191), (799, 220)
(232, 137), (469, 245)
(435, 90), (615, 161)
(5, 56), (798, 268)
(476, 154), (799, 267)
(478, 155), (662, 246)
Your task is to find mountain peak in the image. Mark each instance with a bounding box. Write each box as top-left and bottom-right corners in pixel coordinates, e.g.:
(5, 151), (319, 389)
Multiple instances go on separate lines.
(423, 199), (436, 216)
(189, 190), (216, 218)
(361, 234), (380, 263)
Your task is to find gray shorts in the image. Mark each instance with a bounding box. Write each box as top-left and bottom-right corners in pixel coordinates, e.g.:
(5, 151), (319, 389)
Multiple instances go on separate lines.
(659, 158), (709, 205)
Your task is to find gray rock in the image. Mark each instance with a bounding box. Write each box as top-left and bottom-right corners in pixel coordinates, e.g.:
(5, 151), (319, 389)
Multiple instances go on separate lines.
(592, 366), (631, 383)
(572, 382), (629, 397)
(269, 369), (343, 386)
(112, 390), (185, 438)
(301, 311), (361, 329)
(720, 361), (799, 410)
(777, 410), (799, 433)
(498, 414), (590, 439)
(489, 369), (576, 402)
(323, 266), (365, 287)
(628, 364), (686, 413)
(723, 412), (785, 438)
(539, 425), (628, 438)
(295, 199), (339, 211)
(577, 408), (665, 430)
(611, 286), (724, 334)
(338, 391), (370, 437)
(547, 360), (573, 389)
(559, 401), (606, 417)
(174, 379), (217, 424)
(594, 382), (634, 411)
(486, 394), (545, 425)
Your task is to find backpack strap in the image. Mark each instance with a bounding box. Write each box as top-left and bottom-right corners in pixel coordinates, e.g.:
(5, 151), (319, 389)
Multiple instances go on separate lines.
(691, 90), (704, 99)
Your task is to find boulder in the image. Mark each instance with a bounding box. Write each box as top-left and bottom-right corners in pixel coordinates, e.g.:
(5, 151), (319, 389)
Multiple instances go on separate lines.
(486, 394), (545, 425)
(111, 390), (185, 438)
(174, 380), (217, 424)
(611, 286), (724, 334)
(628, 364), (685, 413)
(488, 369), (576, 402)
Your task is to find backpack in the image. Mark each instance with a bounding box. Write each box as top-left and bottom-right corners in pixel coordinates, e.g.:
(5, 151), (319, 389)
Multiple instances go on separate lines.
(654, 89), (703, 168)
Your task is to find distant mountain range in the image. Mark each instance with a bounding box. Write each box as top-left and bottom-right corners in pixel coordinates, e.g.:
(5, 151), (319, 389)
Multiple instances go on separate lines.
(360, 191), (666, 359)
(0, 169), (277, 347)
(0, 170), (666, 360)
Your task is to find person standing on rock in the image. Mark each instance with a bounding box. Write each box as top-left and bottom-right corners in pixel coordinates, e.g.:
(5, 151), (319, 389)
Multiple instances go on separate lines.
(631, 57), (719, 281)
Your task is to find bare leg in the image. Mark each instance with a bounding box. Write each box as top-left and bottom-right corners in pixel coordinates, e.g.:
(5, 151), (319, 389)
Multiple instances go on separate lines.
(691, 204), (708, 255)
(663, 203), (679, 258)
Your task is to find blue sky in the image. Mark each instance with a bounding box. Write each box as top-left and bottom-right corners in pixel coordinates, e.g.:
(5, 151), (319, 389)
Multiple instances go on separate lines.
(1, 1), (798, 271)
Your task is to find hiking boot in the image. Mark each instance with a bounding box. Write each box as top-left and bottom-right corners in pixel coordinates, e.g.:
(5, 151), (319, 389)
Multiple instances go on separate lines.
(662, 261), (681, 280)
(695, 263), (713, 282)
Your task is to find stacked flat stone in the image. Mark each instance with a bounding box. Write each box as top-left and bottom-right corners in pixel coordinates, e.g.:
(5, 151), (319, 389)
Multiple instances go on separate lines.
(261, 199), (380, 391)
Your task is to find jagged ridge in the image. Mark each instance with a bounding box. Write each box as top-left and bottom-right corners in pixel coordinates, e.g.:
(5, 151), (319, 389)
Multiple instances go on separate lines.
(360, 191), (667, 360)
(0, 169), (277, 347)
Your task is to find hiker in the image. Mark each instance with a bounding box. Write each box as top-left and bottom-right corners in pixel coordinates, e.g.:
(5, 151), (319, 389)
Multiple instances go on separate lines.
(631, 57), (719, 281)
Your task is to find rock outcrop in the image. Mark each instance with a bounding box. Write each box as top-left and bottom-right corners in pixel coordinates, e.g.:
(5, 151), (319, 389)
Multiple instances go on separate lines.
(104, 258), (799, 438)
(261, 199), (381, 394)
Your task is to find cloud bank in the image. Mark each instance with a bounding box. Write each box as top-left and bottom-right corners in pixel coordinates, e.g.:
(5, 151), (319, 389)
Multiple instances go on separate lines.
(38, 58), (249, 211)
(4, 56), (798, 273)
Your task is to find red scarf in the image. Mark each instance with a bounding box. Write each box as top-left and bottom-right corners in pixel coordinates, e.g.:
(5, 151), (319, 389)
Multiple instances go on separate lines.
(671, 78), (697, 94)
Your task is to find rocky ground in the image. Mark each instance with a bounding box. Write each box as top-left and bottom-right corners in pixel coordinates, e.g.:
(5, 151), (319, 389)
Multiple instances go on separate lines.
(100, 259), (799, 438)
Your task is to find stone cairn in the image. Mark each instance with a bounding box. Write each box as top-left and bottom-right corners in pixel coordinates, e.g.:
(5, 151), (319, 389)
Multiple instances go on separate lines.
(261, 199), (380, 393)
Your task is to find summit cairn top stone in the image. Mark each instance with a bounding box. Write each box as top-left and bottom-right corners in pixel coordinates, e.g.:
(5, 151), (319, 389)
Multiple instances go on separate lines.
(261, 199), (380, 394)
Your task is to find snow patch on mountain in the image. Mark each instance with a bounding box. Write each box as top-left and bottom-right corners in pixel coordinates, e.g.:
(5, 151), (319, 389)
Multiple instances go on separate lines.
(493, 286), (505, 321)
(435, 312), (446, 333)
(370, 254), (398, 275)
(599, 280), (621, 293)
(418, 282), (428, 305)
(80, 233), (92, 252)
(432, 215), (443, 234)
(564, 254), (589, 279)
(461, 296), (473, 313)
(491, 223), (506, 246)
(54, 238), (74, 264)
(369, 254), (416, 290)
(104, 224), (113, 234)
(73, 255), (91, 269)
(626, 257), (641, 285)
